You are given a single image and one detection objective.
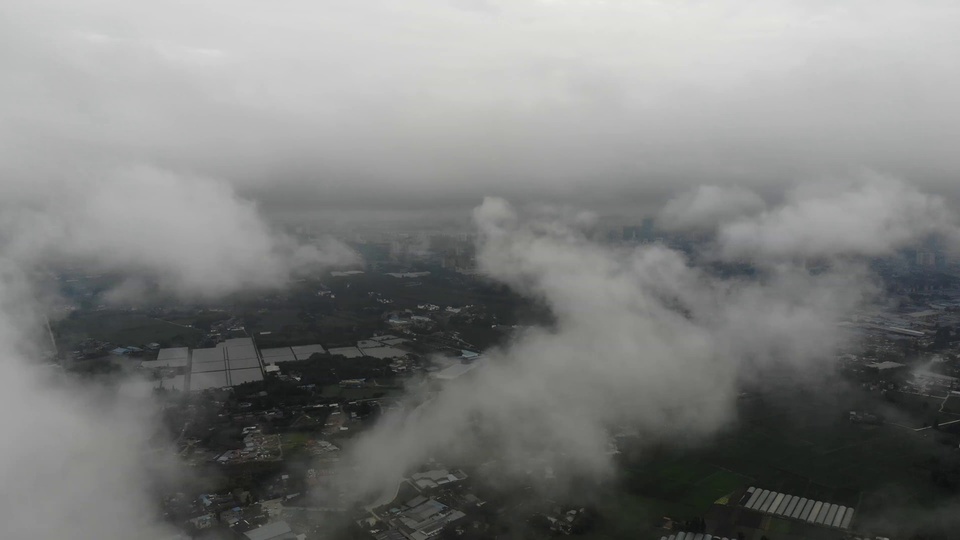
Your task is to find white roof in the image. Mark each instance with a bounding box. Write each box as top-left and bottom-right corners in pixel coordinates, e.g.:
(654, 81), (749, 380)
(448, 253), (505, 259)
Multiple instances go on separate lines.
(141, 358), (188, 369)
(243, 521), (294, 540)
(291, 344), (327, 360)
(260, 347), (296, 360)
(357, 346), (405, 359)
(226, 343), (258, 361)
(192, 347), (224, 363)
(328, 346), (364, 358)
(190, 371), (229, 391)
(229, 368), (264, 385)
(157, 347), (189, 361)
(433, 359), (486, 380)
(229, 356), (262, 370)
(192, 359), (226, 373)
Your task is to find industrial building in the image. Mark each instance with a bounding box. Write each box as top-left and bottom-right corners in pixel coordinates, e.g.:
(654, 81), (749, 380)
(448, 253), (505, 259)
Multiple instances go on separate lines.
(290, 344), (327, 361)
(328, 346), (365, 358)
(737, 486), (853, 530)
(660, 534), (731, 540)
(141, 347), (190, 369)
(391, 496), (465, 540)
(242, 521), (296, 540)
(187, 338), (265, 391)
(259, 347), (297, 363)
(357, 344), (406, 359)
(433, 358), (487, 381)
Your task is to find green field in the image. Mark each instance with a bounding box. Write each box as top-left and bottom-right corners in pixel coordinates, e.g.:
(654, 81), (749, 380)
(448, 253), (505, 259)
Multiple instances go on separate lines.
(606, 386), (957, 537)
(54, 310), (204, 349)
(318, 383), (402, 401)
(622, 459), (750, 518)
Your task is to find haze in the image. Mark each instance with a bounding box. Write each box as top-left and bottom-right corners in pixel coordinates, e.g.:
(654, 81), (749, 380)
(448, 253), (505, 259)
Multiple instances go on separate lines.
(2, 1), (960, 540)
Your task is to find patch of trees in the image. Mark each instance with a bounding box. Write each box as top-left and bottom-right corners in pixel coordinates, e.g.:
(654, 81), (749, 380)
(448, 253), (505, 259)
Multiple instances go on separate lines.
(67, 357), (120, 377)
(277, 354), (393, 385)
(927, 455), (960, 493)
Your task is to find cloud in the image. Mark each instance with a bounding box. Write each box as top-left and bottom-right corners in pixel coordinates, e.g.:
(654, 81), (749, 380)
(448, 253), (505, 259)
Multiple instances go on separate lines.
(0, 260), (178, 539)
(3, 1), (960, 212)
(717, 175), (960, 261)
(0, 167), (353, 540)
(1, 0), (959, 535)
(658, 185), (766, 231)
(344, 197), (874, 500)
(0, 166), (357, 299)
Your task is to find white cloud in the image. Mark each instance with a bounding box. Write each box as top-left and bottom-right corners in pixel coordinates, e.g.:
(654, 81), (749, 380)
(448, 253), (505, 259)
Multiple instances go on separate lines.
(658, 185), (766, 231)
(718, 175), (960, 261)
(1, 166), (357, 299)
(344, 197), (872, 499)
(2, 1), (960, 208)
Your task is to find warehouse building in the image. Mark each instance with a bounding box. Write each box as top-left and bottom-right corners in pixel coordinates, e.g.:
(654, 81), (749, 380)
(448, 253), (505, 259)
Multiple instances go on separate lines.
(187, 338), (265, 391)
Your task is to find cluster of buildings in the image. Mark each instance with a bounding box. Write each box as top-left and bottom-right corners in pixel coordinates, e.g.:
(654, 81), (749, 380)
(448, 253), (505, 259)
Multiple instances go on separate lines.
(362, 468), (479, 540)
(325, 335), (410, 360)
(190, 338), (266, 391)
(214, 427), (283, 466)
(430, 350), (484, 381)
(390, 497), (465, 540)
(140, 333), (420, 392)
(410, 469), (468, 491)
(162, 490), (301, 539)
(654, 482), (875, 540)
(138, 338), (266, 391)
(842, 293), (960, 345)
(737, 487), (853, 530)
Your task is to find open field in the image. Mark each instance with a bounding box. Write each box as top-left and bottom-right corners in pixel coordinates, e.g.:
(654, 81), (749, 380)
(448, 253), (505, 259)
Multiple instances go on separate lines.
(318, 383), (403, 401)
(609, 385), (958, 537)
(54, 310), (204, 349)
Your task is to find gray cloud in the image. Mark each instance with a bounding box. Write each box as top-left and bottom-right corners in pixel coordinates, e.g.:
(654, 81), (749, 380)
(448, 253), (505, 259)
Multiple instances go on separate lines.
(3, 1), (960, 212)
(0, 145), (353, 540)
(658, 185), (766, 231)
(0, 260), (178, 539)
(2, 1), (960, 536)
(717, 175), (960, 261)
(0, 166), (357, 299)
(0, 168), (354, 538)
(344, 197), (876, 500)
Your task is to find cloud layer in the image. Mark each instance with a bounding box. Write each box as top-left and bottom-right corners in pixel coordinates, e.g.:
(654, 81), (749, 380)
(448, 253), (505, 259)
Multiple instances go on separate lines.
(716, 176), (959, 261)
(1, 1), (960, 537)
(3, 1), (960, 211)
(345, 197), (879, 500)
(0, 166), (357, 300)
(658, 185), (766, 232)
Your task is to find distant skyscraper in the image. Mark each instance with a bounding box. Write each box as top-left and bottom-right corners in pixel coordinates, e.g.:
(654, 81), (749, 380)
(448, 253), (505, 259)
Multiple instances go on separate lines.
(639, 218), (655, 242)
(622, 219), (656, 243)
(916, 249), (937, 268)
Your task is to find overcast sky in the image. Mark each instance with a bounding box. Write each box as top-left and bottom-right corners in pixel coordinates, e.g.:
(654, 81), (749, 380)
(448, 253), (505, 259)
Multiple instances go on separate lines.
(4, 3), (960, 536)
(3, 0), (960, 216)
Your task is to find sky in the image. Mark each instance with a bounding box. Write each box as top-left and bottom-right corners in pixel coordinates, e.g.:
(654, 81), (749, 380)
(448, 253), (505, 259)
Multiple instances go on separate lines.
(2, 1), (960, 538)
(2, 0), (960, 215)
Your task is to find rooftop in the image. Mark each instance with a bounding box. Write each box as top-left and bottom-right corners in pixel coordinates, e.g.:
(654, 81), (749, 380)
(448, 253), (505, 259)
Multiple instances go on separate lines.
(242, 520), (295, 540)
(328, 346), (364, 358)
(260, 347), (296, 361)
(357, 345), (406, 359)
(290, 344), (327, 361)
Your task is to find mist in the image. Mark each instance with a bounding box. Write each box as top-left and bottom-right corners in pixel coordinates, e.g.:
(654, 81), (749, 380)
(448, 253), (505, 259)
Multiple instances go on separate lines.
(0, 169), (353, 538)
(344, 185), (951, 500)
(3, 1), (960, 213)
(2, 0), (960, 538)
